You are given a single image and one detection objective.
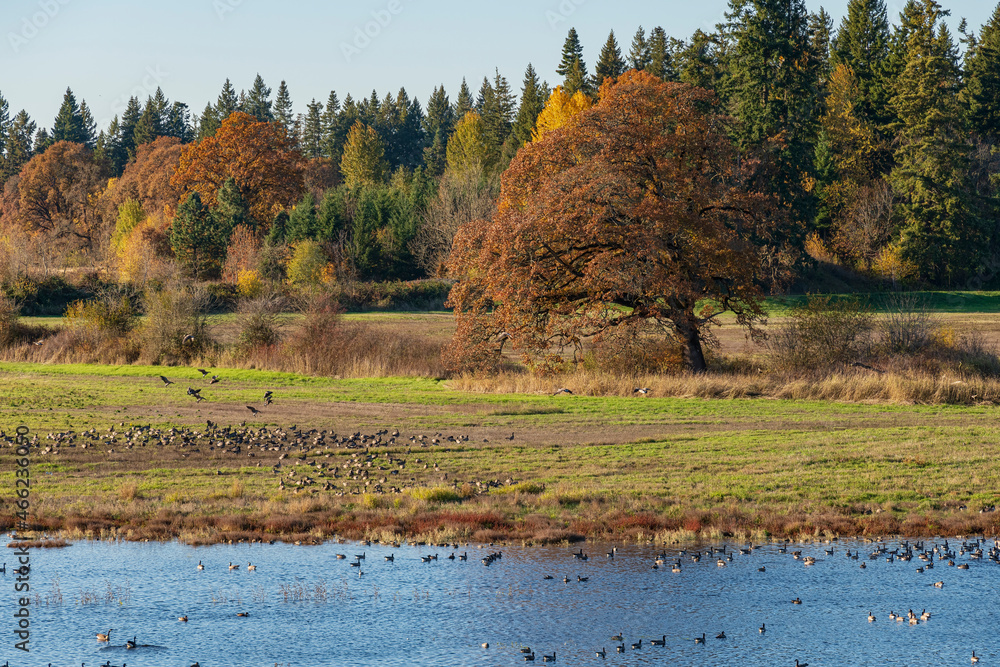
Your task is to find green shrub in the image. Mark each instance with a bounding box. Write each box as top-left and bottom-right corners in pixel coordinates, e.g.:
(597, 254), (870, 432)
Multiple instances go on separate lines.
(768, 295), (874, 370)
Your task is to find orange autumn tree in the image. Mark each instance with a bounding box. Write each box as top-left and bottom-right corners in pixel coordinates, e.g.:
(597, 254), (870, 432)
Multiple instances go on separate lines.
(446, 71), (785, 373)
(171, 112), (304, 229)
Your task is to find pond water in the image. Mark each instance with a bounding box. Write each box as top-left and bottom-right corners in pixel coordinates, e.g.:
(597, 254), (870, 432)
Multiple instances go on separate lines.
(1, 536), (997, 666)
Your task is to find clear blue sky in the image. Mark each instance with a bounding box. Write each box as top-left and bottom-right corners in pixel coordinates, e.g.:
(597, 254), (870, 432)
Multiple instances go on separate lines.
(0, 0), (993, 133)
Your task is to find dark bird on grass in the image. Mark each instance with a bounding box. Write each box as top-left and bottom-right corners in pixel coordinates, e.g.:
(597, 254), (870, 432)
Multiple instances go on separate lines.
(264, 396), (273, 406)
(264, 390), (273, 399)
(183, 334), (195, 344)
(633, 387), (650, 394)
(159, 376), (174, 386)
(246, 405), (261, 415)
(197, 368), (209, 376)
(553, 388), (573, 395)
(210, 375), (220, 384)
(506, 432), (515, 441)
(187, 387), (201, 397)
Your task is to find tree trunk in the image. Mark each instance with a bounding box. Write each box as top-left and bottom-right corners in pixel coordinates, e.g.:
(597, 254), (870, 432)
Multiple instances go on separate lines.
(675, 315), (707, 373)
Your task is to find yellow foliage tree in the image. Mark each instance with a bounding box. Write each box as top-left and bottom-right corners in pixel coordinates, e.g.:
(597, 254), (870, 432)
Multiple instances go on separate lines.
(445, 112), (491, 176)
(532, 87), (594, 142)
(339, 122), (387, 188)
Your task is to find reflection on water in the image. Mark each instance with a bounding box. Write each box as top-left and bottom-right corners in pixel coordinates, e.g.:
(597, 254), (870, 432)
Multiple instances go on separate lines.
(2, 536), (998, 665)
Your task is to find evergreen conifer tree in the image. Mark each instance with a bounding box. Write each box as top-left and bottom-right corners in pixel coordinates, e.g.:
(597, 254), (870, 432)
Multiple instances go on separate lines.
(890, 0), (985, 283)
(629, 26), (650, 70)
(301, 99), (324, 159)
(245, 74), (273, 122)
(556, 27), (586, 77)
(455, 78), (474, 118)
(726, 0), (823, 225)
(595, 30), (626, 87)
(832, 0), (892, 130)
(2, 110), (34, 181)
(215, 78), (240, 122)
(273, 81), (295, 137)
(511, 64), (547, 147)
(52, 87), (87, 144)
(965, 3), (1000, 140)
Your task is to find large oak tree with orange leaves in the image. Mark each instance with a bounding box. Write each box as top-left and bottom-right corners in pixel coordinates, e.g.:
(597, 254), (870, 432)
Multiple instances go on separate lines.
(171, 112), (304, 228)
(446, 71), (789, 373)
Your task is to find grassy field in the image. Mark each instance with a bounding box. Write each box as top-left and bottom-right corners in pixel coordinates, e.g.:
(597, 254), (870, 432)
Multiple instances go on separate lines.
(2, 361), (1000, 544)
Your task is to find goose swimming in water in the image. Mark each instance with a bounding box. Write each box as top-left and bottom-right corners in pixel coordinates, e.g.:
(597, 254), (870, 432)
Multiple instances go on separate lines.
(694, 634), (705, 644)
(126, 636), (137, 649)
(197, 561), (204, 570)
(611, 632), (623, 642)
(96, 629), (112, 642)
(651, 635), (666, 646)
(595, 647), (606, 658)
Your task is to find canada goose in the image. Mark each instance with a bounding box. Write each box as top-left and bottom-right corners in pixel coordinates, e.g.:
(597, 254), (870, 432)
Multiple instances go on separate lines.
(921, 609), (931, 620)
(481, 642), (489, 648)
(672, 564), (682, 572)
(236, 611), (249, 617)
(178, 615), (188, 622)
(795, 661), (808, 667)
(758, 566), (766, 572)
(759, 623), (766, 634)
(421, 556), (432, 563)
(159, 375), (173, 386)
(543, 575), (554, 579)
(197, 560), (204, 570)
(860, 562), (867, 569)
(596, 647), (606, 658)
(96, 629), (112, 641)
(633, 387), (650, 394)
(385, 554), (394, 561)
(448, 553), (455, 560)
(972, 651), (980, 663)
(126, 636), (137, 649)
(958, 563), (970, 569)
(611, 632), (623, 642)
(889, 611), (897, 620)
(577, 576), (589, 582)
(632, 639), (643, 649)
(459, 552), (468, 560)
(523, 652), (534, 661)
(553, 388), (572, 395)
(197, 368), (209, 376)
(542, 653), (555, 662)
(247, 562), (256, 571)
(791, 597), (802, 604)
(651, 635), (666, 645)
(909, 617), (918, 625)
(210, 375), (220, 384)
(520, 647), (532, 654)
(355, 552), (366, 560)
(563, 575), (570, 582)
(694, 634), (705, 644)
(934, 581), (945, 588)
(246, 405), (260, 415)
(228, 562), (238, 570)
(336, 554), (346, 559)
(616, 643), (625, 653)
(868, 611), (876, 622)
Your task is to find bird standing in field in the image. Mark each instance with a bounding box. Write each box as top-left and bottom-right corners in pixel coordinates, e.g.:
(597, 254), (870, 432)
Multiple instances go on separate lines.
(159, 375), (174, 386)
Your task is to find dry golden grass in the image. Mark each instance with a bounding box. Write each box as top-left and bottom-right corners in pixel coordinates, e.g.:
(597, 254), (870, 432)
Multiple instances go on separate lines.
(449, 367), (994, 405)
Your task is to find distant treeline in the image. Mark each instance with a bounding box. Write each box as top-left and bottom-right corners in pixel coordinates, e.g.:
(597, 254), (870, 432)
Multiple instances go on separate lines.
(0, 0), (998, 287)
